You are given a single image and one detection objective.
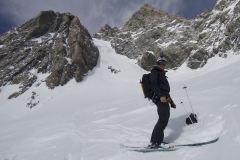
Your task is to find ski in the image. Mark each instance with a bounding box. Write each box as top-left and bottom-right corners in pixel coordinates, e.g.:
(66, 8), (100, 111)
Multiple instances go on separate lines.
(169, 137), (219, 147)
(122, 137), (219, 152)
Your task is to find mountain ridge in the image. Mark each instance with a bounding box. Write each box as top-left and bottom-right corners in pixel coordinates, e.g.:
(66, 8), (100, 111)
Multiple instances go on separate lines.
(94, 0), (240, 70)
(1, 0), (240, 99)
(0, 11), (99, 99)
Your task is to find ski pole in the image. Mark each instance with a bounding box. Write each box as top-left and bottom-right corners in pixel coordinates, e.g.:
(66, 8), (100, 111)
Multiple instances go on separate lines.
(183, 86), (195, 113)
(180, 101), (188, 114)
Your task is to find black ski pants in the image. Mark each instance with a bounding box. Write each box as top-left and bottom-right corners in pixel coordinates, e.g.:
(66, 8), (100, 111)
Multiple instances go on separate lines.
(150, 101), (170, 145)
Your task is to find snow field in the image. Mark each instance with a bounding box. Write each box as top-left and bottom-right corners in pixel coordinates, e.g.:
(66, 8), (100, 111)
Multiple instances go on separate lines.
(0, 39), (240, 160)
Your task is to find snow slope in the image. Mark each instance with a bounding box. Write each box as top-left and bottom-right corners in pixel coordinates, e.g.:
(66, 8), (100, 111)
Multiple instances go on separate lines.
(1, 39), (240, 160)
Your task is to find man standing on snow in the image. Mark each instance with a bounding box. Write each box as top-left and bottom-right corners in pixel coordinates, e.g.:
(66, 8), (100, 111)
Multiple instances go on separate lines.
(149, 56), (176, 148)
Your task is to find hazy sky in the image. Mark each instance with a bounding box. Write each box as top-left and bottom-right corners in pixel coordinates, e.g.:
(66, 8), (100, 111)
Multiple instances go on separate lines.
(0, 0), (217, 34)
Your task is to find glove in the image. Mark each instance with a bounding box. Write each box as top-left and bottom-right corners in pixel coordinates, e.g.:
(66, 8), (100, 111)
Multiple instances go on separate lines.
(170, 102), (176, 109)
(168, 96), (176, 109)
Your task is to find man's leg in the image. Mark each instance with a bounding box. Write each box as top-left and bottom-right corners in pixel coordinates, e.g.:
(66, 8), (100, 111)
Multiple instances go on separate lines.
(150, 102), (170, 145)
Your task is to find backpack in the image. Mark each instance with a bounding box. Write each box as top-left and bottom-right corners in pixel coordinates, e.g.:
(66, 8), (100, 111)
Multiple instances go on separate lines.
(140, 73), (154, 100)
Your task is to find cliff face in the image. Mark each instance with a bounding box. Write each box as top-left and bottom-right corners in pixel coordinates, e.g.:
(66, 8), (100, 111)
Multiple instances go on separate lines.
(0, 11), (99, 98)
(94, 0), (240, 70)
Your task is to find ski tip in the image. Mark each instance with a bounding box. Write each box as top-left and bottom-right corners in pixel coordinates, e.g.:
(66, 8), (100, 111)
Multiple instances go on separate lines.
(174, 137), (220, 147)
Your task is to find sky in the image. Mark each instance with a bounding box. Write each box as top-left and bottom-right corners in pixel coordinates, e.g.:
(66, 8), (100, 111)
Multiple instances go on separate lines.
(0, 0), (217, 34)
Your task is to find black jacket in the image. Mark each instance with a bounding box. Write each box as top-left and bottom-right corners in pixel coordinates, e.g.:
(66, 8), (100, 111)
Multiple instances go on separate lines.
(150, 65), (170, 97)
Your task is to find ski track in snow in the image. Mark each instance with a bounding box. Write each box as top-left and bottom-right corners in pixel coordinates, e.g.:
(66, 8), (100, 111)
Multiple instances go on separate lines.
(0, 39), (240, 160)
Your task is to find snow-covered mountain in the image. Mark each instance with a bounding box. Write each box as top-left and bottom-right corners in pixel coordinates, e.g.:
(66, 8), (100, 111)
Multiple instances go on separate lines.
(0, 11), (99, 100)
(94, 0), (240, 70)
(1, 0), (240, 102)
(1, 39), (240, 160)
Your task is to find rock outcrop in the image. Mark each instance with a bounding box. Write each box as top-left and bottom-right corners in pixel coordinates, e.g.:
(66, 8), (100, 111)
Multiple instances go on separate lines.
(0, 11), (99, 98)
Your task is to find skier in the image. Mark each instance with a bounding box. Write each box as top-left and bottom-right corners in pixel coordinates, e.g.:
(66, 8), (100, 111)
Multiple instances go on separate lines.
(148, 56), (176, 148)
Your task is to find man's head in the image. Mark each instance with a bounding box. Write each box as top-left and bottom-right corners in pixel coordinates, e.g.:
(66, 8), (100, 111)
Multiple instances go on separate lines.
(156, 57), (167, 69)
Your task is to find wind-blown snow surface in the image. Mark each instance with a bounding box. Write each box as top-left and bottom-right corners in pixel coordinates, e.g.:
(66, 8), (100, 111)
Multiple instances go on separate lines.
(1, 39), (240, 160)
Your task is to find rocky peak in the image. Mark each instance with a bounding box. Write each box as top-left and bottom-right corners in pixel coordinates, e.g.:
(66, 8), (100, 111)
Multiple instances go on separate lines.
(215, 0), (239, 11)
(20, 11), (76, 40)
(95, 4), (194, 68)
(193, 0), (240, 55)
(134, 3), (166, 17)
(95, 0), (240, 70)
(122, 4), (174, 31)
(24, 11), (60, 39)
(0, 11), (99, 99)
(94, 24), (119, 41)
